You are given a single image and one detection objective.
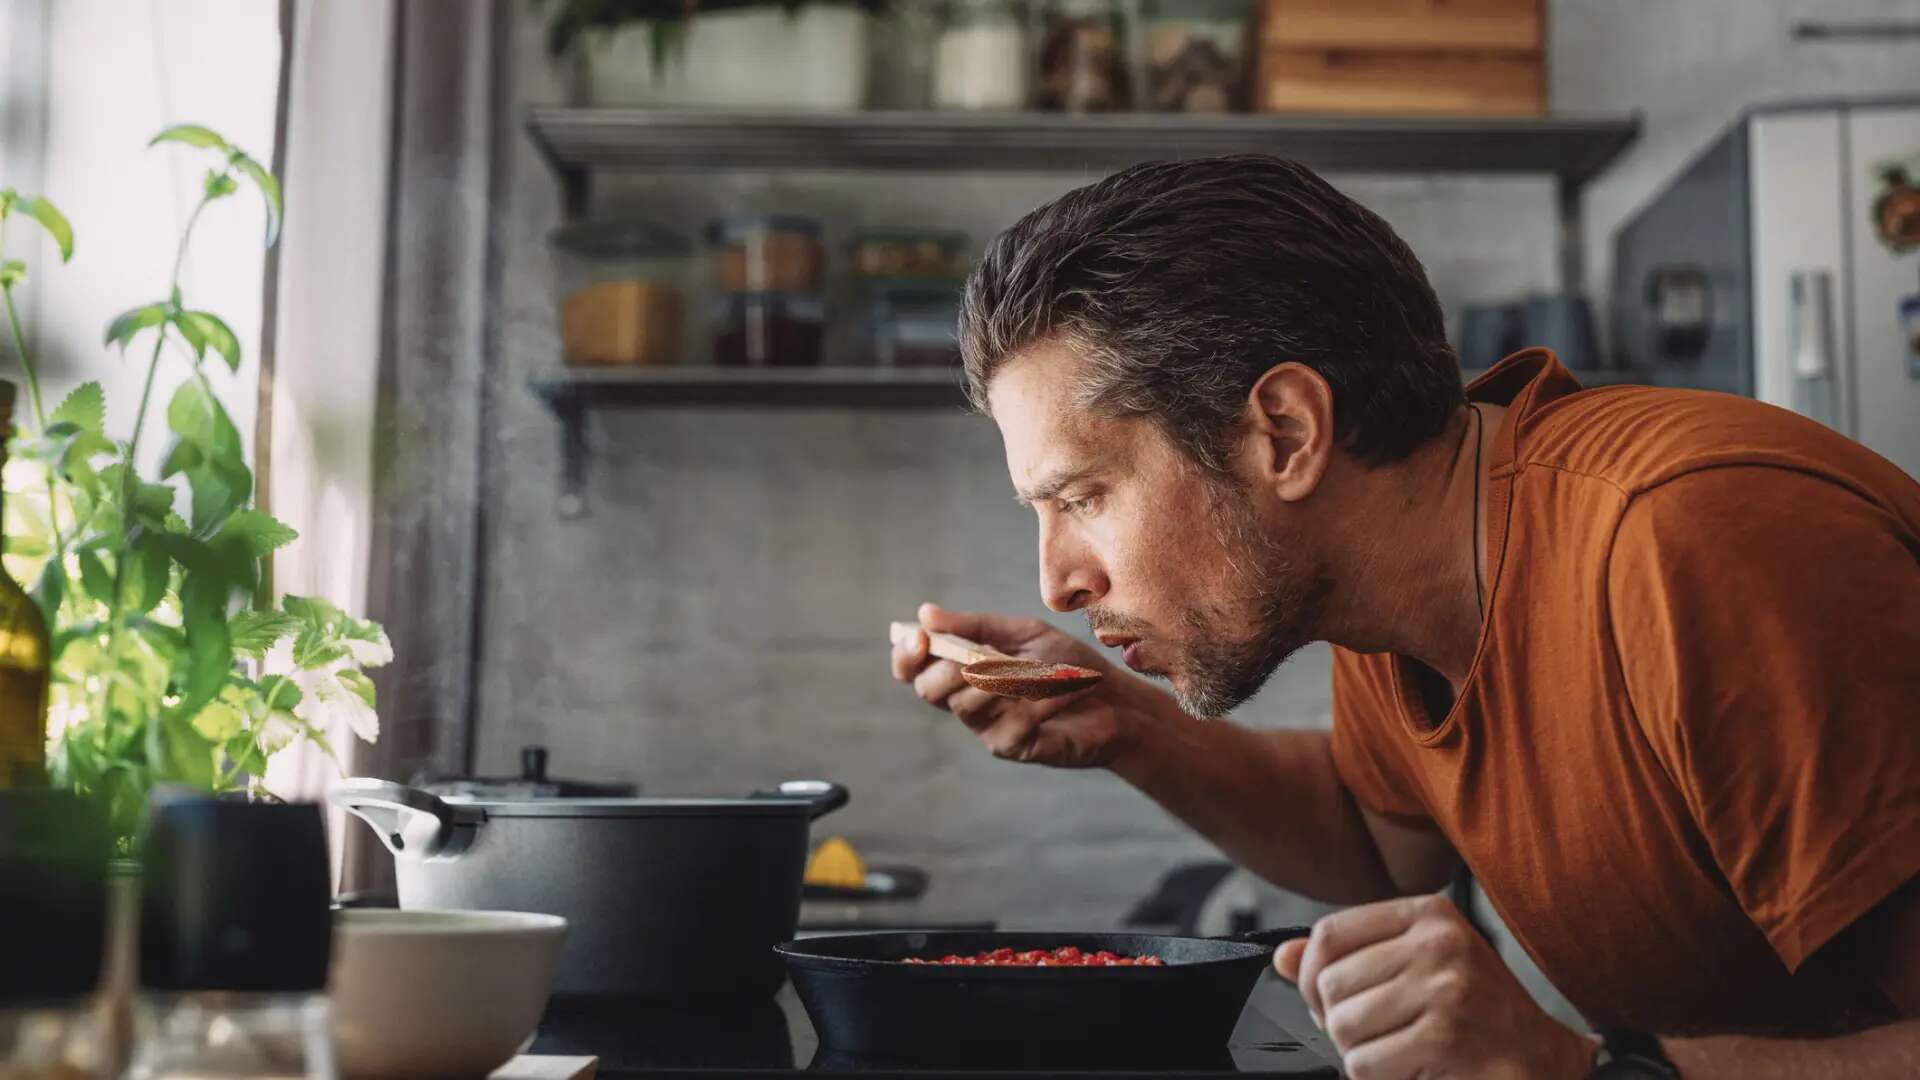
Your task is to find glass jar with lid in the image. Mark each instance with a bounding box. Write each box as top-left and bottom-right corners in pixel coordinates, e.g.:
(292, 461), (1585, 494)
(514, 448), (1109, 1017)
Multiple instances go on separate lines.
(707, 214), (826, 294)
(848, 228), (970, 281)
(933, 0), (1031, 110)
(549, 220), (690, 368)
(1035, 0), (1131, 112)
(1140, 0), (1251, 112)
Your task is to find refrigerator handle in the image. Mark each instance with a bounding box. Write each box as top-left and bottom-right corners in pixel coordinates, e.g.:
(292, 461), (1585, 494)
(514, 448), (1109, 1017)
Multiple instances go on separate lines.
(1788, 268), (1843, 433)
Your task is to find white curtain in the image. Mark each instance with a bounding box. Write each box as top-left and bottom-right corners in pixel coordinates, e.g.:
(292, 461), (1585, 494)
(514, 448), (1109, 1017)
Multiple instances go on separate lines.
(259, 0), (397, 888)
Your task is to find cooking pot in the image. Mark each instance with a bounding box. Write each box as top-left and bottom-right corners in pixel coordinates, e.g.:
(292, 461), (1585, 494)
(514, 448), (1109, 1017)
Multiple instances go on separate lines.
(328, 777), (847, 999)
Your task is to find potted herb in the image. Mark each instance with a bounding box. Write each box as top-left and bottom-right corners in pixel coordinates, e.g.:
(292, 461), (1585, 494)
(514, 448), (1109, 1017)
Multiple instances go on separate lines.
(545, 0), (884, 110)
(0, 124), (390, 853)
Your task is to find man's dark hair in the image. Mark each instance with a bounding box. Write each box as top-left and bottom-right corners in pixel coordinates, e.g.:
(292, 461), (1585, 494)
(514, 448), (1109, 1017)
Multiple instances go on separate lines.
(959, 155), (1464, 470)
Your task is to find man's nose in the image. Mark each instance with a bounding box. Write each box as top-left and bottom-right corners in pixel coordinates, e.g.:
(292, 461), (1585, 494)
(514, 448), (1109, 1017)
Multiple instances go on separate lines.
(1039, 525), (1106, 613)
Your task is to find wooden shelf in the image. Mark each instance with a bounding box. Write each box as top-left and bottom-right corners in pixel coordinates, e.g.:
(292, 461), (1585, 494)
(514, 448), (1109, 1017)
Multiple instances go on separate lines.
(527, 107), (1642, 188)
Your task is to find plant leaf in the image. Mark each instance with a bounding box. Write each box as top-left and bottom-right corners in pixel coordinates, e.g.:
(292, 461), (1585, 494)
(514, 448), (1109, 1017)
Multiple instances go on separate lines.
(229, 609), (299, 659)
(257, 673), (304, 711)
(336, 668), (377, 710)
(160, 438), (203, 479)
(282, 594), (344, 628)
(14, 194), (74, 262)
(187, 461), (251, 536)
(32, 557), (65, 628)
(203, 169), (238, 201)
(104, 303), (171, 350)
(51, 381), (105, 432)
(166, 377), (243, 458)
(171, 563), (234, 724)
(150, 124), (229, 150)
(192, 699), (245, 742)
(292, 625), (347, 670)
(77, 551), (115, 605)
(124, 537), (171, 614)
(232, 154), (282, 247)
(215, 509), (297, 556)
(174, 311), (240, 372)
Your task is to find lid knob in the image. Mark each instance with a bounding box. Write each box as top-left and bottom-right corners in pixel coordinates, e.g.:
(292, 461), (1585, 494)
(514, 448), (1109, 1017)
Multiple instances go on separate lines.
(520, 745), (549, 782)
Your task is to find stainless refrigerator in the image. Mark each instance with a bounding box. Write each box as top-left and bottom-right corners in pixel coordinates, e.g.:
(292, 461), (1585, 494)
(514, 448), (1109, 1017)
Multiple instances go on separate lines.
(1612, 98), (1920, 479)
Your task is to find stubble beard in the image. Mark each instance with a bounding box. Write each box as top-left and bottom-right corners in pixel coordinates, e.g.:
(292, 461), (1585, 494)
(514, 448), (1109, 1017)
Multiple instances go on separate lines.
(1168, 478), (1329, 719)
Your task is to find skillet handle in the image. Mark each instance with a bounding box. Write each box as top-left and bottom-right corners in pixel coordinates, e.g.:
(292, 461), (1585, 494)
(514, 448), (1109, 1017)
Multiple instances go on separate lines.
(750, 779), (850, 820)
(1218, 925), (1312, 951)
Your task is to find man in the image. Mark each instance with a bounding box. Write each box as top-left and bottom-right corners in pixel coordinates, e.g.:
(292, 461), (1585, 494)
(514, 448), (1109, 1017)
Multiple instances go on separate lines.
(891, 155), (1920, 1077)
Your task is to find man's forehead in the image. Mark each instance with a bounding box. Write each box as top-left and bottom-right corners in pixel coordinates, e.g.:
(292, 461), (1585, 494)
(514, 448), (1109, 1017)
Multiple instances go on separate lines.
(988, 342), (1138, 490)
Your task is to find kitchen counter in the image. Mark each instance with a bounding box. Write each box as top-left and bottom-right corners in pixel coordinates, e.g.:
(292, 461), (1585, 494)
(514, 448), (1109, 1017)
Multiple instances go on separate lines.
(529, 970), (1342, 1077)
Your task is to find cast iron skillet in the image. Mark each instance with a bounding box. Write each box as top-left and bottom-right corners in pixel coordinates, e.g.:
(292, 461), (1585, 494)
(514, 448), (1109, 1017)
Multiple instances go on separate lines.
(776, 927), (1309, 1069)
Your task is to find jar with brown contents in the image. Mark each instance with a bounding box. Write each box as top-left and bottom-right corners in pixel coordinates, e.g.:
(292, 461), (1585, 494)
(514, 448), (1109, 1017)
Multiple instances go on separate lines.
(848, 228), (970, 281)
(549, 220), (690, 367)
(1036, 0), (1131, 112)
(1140, 0), (1250, 113)
(707, 214), (826, 293)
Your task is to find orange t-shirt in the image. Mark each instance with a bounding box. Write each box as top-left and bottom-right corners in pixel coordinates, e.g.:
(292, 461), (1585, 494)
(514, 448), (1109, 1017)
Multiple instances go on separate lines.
(1331, 350), (1920, 1036)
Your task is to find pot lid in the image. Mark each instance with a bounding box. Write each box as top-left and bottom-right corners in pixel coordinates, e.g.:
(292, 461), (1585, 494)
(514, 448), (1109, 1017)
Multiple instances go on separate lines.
(454, 796), (820, 819)
(452, 779), (847, 820)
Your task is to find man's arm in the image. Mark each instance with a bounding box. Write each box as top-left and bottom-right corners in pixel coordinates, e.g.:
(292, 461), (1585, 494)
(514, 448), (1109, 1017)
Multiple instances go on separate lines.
(1663, 877), (1920, 1077)
(1112, 710), (1459, 903)
(1274, 880), (1920, 1079)
(894, 603), (1458, 906)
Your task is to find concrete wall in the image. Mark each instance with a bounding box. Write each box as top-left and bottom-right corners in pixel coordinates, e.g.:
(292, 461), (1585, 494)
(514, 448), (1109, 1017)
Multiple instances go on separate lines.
(473, 0), (1920, 928)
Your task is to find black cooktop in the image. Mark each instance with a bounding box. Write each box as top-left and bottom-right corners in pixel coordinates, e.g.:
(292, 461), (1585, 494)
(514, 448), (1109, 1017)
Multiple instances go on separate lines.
(530, 971), (1342, 1077)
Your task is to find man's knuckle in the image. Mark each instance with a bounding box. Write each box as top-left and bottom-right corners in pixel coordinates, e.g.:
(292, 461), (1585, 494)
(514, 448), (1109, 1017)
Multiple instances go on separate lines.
(1322, 1004), (1359, 1048)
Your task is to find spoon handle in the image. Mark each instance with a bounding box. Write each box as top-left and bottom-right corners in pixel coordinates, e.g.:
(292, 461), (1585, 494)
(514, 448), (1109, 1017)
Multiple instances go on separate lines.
(888, 621), (1013, 664)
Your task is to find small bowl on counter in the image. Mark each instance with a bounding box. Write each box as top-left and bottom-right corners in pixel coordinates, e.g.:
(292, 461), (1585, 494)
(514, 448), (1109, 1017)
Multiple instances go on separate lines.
(328, 908), (567, 1080)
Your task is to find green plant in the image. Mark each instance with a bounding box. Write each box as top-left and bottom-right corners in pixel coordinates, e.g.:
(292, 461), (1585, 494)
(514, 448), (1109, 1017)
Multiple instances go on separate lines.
(0, 124), (389, 848)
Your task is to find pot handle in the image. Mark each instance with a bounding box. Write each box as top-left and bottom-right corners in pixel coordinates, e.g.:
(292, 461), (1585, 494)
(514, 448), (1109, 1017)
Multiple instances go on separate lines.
(749, 779), (850, 820)
(327, 778), (480, 861)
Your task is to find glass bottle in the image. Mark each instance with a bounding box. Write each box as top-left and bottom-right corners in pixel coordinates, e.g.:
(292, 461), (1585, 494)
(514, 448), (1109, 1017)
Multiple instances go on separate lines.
(0, 790), (110, 1079)
(0, 381), (52, 790)
(124, 797), (336, 1080)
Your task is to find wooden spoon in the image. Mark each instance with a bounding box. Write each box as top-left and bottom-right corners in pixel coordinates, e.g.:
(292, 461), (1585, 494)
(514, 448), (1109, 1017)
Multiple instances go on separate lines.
(889, 622), (1103, 700)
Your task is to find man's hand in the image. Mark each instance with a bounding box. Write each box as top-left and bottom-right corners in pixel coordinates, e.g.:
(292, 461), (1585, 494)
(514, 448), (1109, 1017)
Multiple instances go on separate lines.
(890, 601), (1172, 769)
(1275, 894), (1595, 1079)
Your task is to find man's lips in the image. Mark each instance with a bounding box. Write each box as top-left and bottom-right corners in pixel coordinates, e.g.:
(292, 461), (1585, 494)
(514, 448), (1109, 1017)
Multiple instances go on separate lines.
(1095, 633), (1148, 672)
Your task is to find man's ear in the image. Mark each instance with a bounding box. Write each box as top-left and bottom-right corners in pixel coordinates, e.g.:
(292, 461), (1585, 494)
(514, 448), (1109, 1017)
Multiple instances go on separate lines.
(1246, 362), (1334, 503)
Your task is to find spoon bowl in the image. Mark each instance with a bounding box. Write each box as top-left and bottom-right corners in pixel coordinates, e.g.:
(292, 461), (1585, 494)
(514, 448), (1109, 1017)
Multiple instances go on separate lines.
(960, 658), (1103, 700)
(890, 621), (1105, 701)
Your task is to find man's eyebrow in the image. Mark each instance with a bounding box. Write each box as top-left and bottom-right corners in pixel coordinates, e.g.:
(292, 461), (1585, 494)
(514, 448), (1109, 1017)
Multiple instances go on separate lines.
(1015, 467), (1099, 507)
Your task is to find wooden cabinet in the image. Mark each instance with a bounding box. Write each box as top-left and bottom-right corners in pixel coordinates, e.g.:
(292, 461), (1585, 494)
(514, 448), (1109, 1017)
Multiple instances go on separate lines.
(1256, 0), (1545, 116)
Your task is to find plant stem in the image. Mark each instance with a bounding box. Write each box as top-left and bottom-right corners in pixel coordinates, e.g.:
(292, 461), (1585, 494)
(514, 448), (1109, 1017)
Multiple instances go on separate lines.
(2, 288), (50, 430)
(2, 281), (71, 562)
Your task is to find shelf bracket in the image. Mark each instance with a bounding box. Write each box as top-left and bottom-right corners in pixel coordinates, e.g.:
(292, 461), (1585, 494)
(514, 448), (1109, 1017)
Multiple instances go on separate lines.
(555, 394), (589, 520)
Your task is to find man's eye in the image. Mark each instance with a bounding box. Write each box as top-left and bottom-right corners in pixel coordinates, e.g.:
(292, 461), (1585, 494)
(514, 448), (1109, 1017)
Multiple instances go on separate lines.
(1059, 495), (1097, 516)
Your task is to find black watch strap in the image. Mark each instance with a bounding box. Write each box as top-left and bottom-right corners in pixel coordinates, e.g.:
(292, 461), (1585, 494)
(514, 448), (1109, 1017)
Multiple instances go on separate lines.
(1591, 1026), (1681, 1079)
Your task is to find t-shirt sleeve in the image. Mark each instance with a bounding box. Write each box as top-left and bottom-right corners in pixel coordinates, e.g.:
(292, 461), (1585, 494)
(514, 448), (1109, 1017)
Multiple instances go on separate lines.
(1329, 647), (1434, 824)
(1607, 465), (1920, 971)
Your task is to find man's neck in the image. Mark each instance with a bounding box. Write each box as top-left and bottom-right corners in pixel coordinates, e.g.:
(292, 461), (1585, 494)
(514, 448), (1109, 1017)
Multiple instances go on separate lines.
(1317, 402), (1505, 688)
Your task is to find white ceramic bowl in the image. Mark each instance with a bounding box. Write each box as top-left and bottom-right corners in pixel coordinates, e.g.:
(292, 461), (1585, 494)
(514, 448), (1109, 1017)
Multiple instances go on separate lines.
(329, 909), (567, 1079)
